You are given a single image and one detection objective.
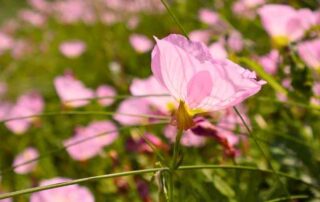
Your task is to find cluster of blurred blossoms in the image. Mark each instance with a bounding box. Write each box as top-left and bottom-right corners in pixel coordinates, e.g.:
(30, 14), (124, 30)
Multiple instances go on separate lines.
(0, 0), (319, 201)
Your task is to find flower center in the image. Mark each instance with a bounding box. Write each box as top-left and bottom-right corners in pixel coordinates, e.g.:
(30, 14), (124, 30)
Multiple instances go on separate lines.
(175, 100), (194, 130)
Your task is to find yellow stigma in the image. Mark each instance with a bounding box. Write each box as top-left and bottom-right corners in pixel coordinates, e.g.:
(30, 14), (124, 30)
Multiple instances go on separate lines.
(175, 100), (194, 131)
(272, 36), (289, 48)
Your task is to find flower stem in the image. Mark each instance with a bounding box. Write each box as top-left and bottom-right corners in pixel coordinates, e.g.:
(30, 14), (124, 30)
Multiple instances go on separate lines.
(168, 129), (183, 201)
(0, 164), (317, 200)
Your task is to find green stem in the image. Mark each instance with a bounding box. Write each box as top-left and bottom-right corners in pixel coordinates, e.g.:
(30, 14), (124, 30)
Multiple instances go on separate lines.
(64, 94), (170, 103)
(1, 121), (169, 175)
(160, 0), (189, 38)
(167, 129), (183, 201)
(0, 111), (169, 124)
(1, 164), (317, 200)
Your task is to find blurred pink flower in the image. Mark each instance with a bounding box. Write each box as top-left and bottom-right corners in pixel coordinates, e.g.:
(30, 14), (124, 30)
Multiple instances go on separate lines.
(233, 0), (265, 19)
(151, 34), (265, 129)
(5, 92), (44, 134)
(297, 39), (320, 69)
(209, 41), (227, 60)
(59, 40), (86, 58)
(130, 76), (175, 113)
(0, 102), (11, 121)
(54, 73), (94, 108)
(227, 31), (244, 52)
(311, 82), (320, 105)
(64, 121), (118, 161)
(0, 32), (13, 54)
(19, 10), (46, 27)
(53, 0), (95, 24)
(188, 30), (211, 44)
(198, 9), (220, 26)
(30, 178), (94, 202)
(13, 147), (39, 174)
(164, 125), (205, 147)
(113, 98), (152, 125)
(11, 40), (33, 59)
(129, 34), (153, 53)
(96, 85), (116, 107)
(258, 5), (314, 45)
(127, 16), (140, 30)
(28, 0), (50, 13)
(259, 50), (280, 75)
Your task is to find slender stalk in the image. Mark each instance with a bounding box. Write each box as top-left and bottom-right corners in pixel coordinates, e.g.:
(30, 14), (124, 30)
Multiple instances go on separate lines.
(160, 0), (189, 38)
(1, 121), (169, 175)
(0, 168), (169, 199)
(233, 107), (291, 199)
(0, 111), (169, 124)
(64, 94), (170, 103)
(168, 129), (183, 201)
(0, 164), (317, 200)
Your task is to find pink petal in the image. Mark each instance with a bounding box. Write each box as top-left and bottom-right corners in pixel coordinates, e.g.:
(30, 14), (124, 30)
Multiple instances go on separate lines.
(186, 71), (213, 108)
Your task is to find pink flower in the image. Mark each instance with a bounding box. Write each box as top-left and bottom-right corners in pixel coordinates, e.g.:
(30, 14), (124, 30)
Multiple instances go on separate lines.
(5, 92), (44, 134)
(232, 0), (264, 19)
(30, 178), (94, 202)
(0, 32), (13, 54)
(227, 31), (243, 53)
(208, 41), (227, 60)
(258, 50), (280, 75)
(258, 5), (314, 45)
(59, 40), (86, 58)
(64, 121), (118, 161)
(130, 76), (175, 113)
(188, 30), (211, 44)
(28, 0), (50, 13)
(0, 102), (11, 121)
(198, 9), (220, 26)
(113, 98), (152, 125)
(19, 10), (46, 27)
(164, 125), (205, 147)
(53, 0), (95, 24)
(54, 73), (94, 108)
(311, 82), (320, 105)
(151, 34), (265, 130)
(297, 39), (320, 69)
(13, 147), (39, 174)
(129, 34), (153, 53)
(96, 85), (116, 107)
(127, 16), (140, 30)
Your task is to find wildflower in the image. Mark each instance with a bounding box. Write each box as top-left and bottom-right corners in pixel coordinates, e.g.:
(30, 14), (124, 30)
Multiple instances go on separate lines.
(151, 34), (265, 130)
(5, 92), (44, 134)
(54, 72), (94, 108)
(96, 85), (116, 107)
(59, 40), (86, 58)
(129, 34), (153, 53)
(64, 121), (118, 161)
(13, 147), (39, 174)
(297, 39), (320, 70)
(258, 4), (314, 46)
(258, 50), (280, 75)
